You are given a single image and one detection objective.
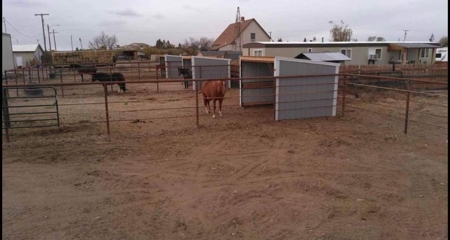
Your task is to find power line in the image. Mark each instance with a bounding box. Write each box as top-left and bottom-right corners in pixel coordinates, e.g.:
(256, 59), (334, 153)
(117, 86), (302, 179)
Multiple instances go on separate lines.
(4, 19), (41, 38)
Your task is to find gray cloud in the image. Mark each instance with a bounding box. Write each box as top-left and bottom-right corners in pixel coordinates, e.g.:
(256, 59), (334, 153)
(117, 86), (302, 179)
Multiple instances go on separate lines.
(7, 0), (45, 7)
(106, 9), (142, 17)
(182, 5), (202, 12)
(151, 13), (165, 20)
(98, 20), (126, 27)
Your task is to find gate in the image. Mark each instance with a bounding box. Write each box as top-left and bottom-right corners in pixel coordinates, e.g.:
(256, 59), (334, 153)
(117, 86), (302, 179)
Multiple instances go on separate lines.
(2, 87), (60, 142)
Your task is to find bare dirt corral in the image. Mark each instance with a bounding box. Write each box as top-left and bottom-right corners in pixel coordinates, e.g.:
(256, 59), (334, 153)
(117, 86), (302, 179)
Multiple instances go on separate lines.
(2, 81), (448, 240)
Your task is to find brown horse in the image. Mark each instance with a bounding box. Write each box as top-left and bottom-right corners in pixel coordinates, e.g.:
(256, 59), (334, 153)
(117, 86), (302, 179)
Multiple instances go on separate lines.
(202, 80), (227, 118)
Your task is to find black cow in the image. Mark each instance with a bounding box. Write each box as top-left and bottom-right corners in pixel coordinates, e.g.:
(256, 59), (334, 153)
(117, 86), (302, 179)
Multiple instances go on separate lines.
(69, 64), (97, 82)
(91, 72), (127, 93)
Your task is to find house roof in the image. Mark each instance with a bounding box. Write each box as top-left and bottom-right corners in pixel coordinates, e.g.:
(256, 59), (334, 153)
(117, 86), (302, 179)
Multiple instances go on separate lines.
(12, 44), (42, 52)
(122, 42), (150, 50)
(243, 41), (441, 48)
(389, 42), (441, 49)
(295, 52), (351, 61)
(212, 18), (271, 50)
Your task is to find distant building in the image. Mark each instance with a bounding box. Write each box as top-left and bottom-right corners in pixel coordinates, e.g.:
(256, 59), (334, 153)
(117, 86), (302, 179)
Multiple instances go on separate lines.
(2, 33), (15, 71)
(12, 44), (44, 67)
(212, 17), (271, 51)
(243, 41), (441, 65)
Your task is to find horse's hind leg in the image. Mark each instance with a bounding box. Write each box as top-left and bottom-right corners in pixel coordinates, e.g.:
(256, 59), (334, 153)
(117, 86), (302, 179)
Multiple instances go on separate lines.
(212, 99), (217, 118)
(80, 74), (84, 82)
(218, 98), (223, 117)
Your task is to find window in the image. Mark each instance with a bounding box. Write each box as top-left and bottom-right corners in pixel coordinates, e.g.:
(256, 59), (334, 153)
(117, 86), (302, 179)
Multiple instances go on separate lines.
(253, 49), (263, 56)
(368, 48), (382, 59)
(307, 48), (313, 53)
(250, 33), (256, 41)
(420, 49), (429, 59)
(340, 48), (352, 58)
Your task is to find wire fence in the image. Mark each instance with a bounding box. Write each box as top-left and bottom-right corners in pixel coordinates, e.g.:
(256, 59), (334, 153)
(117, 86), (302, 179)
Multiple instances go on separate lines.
(2, 67), (448, 143)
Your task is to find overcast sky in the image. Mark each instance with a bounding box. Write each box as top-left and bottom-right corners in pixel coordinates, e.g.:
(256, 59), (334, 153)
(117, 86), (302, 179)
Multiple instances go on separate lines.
(2, 0), (448, 51)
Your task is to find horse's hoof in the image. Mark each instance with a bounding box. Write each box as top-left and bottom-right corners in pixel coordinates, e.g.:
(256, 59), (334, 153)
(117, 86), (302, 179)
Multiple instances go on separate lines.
(212, 115), (216, 118)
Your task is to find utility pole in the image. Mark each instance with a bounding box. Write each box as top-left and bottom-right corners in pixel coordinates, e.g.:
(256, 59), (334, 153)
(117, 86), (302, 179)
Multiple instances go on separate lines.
(71, 35), (73, 51)
(47, 24), (52, 51)
(79, 37), (83, 50)
(2, 17), (6, 33)
(403, 30), (409, 42)
(34, 13), (49, 51)
(52, 29), (58, 51)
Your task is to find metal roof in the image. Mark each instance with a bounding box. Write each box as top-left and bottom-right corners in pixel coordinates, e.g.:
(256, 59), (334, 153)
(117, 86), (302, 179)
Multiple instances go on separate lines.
(12, 44), (41, 52)
(295, 52), (351, 61)
(389, 42), (441, 49)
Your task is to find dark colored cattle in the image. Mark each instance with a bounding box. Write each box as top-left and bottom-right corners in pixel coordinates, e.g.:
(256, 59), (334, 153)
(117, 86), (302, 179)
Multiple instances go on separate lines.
(69, 64), (97, 82)
(91, 72), (127, 93)
(177, 67), (192, 89)
(201, 80), (227, 118)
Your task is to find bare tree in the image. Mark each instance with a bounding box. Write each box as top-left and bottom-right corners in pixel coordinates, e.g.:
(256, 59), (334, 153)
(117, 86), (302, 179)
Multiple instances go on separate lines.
(182, 37), (215, 55)
(439, 36), (448, 47)
(429, 33), (435, 42)
(367, 36), (385, 41)
(329, 20), (353, 42)
(88, 31), (118, 50)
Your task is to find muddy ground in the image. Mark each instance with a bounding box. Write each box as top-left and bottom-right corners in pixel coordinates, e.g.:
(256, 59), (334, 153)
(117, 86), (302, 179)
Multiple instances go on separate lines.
(2, 78), (448, 240)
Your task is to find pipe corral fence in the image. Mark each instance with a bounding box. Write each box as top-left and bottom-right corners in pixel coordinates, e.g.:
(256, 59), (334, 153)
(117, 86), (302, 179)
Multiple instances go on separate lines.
(2, 58), (448, 143)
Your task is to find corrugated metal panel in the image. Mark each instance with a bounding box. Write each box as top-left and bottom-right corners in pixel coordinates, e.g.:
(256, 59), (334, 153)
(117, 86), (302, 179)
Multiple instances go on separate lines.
(12, 44), (39, 52)
(191, 57), (231, 90)
(296, 52), (351, 61)
(240, 62), (274, 106)
(275, 57), (339, 121)
(165, 55), (183, 79)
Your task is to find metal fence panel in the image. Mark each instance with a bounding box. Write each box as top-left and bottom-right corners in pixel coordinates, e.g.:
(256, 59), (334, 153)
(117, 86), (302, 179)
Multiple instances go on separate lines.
(275, 57), (339, 121)
(165, 55), (183, 79)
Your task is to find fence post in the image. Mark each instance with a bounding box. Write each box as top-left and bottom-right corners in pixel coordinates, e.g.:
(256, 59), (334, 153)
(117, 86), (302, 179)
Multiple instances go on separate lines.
(14, 69), (18, 96)
(60, 69), (64, 97)
(103, 84), (111, 135)
(156, 66), (159, 92)
(342, 74), (347, 117)
(4, 70), (8, 97)
(404, 80), (411, 134)
(22, 68), (25, 84)
(195, 80), (199, 127)
(109, 67), (113, 92)
(37, 68), (41, 83)
(2, 88), (11, 143)
(73, 67), (76, 83)
(138, 62), (141, 81)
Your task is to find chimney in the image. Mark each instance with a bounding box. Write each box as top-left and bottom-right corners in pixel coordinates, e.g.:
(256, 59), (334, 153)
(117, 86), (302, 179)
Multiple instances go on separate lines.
(321, 37), (324, 42)
(313, 37), (316, 42)
(241, 16), (245, 21)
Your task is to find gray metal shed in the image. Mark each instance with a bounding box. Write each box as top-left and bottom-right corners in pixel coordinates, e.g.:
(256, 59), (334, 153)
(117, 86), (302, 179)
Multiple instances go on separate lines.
(239, 56), (339, 121)
(274, 57), (339, 121)
(164, 55), (183, 79)
(191, 56), (231, 90)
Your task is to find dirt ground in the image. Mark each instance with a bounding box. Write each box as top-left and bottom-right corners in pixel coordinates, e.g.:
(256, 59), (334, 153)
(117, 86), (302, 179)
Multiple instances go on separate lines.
(2, 79), (448, 240)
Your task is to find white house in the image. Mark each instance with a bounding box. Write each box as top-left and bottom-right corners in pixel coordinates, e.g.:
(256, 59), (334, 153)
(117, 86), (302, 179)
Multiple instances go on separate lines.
(12, 44), (44, 67)
(2, 33), (15, 72)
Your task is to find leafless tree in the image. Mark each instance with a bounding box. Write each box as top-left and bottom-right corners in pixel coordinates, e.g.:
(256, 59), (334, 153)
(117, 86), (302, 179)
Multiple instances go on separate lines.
(329, 20), (353, 42)
(367, 36), (386, 41)
(439, 36), (448, 47)
(89, 31), (118, 50)
(182, 37), (215, 55)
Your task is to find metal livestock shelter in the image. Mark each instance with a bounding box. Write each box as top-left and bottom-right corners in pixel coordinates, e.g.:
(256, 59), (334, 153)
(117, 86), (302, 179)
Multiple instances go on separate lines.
(239, 56), (340, 121)
(274, 57), (339, 121)
(191, 56), (231, 90)
(164, 55), (183, 79)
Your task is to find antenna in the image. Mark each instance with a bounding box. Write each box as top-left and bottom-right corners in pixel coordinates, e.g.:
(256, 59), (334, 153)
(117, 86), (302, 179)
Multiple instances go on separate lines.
(403, 30), (409, 42)
(233, 7), (241, 51)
